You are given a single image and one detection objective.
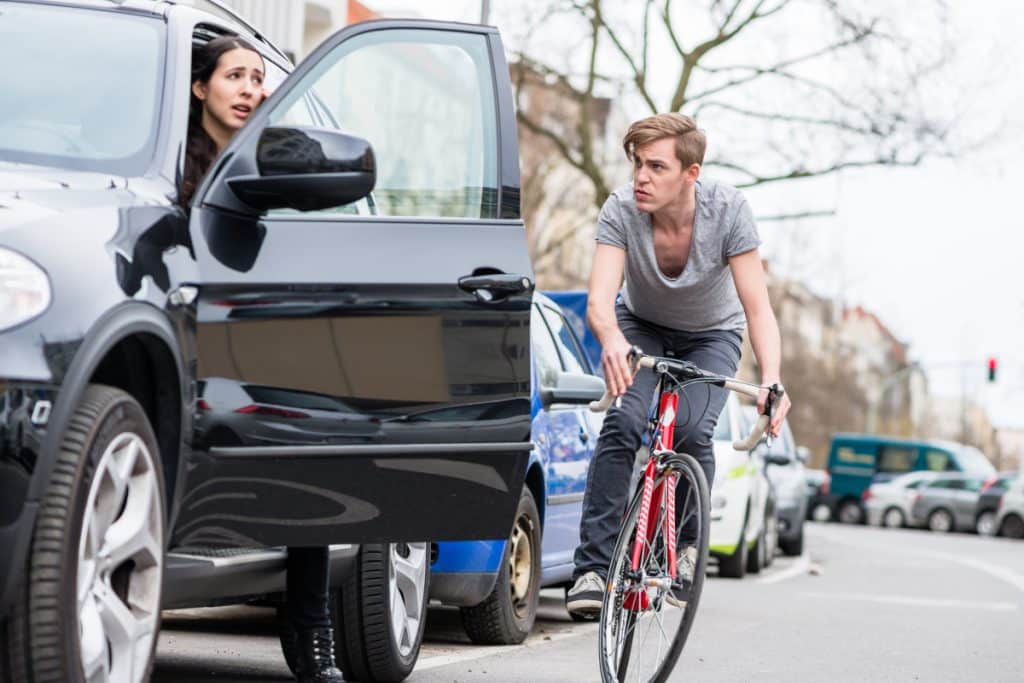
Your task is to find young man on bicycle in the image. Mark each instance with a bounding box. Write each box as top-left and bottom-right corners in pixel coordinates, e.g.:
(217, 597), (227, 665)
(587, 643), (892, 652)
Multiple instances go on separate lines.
(567, 113), (792, 615)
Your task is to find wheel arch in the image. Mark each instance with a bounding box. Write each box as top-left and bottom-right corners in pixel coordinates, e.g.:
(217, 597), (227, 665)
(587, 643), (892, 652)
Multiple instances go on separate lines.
(524, 461), (546, 527)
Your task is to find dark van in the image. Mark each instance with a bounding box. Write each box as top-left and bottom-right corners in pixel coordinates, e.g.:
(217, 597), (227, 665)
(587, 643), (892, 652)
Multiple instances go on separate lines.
(826, 434), (995, 524)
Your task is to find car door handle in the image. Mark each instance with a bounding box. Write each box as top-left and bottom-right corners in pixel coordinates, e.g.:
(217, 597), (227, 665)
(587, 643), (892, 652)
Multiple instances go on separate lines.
(458, 273), (533, 303)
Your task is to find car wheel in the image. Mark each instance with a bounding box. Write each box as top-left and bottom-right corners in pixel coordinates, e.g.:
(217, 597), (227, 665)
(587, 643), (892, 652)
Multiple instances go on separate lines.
(764, 510), (779, 568)
(779, 526), (805, 556)
(882, 507), (905, 529)
(811, 503), (832, 522)
(717, 510), (748, 579)
(975, 511), (997, 536)
(746, 520), (766, 575)
(2, 385), (165, 683)
(927, 508), (954, 533)
(999, 514), (1024, 539)
(837, 499), (864, 525)
(460, 487), (541, 644)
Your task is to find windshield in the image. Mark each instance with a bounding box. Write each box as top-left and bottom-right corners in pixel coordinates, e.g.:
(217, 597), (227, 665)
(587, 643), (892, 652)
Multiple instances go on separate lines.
(955, 445), (996, 476)
(0, 3), (164, 175)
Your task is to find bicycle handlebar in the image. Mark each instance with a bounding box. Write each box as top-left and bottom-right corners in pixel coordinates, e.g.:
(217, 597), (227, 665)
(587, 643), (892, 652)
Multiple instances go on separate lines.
(588, 349), (780, 451)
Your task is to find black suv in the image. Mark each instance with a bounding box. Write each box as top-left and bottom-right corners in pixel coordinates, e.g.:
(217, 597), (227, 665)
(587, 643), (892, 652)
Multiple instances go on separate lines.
(0, 2), (534, 681)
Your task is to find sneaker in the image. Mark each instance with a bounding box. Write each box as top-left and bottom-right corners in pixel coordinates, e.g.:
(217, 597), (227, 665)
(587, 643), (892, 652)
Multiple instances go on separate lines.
(666, 546), (697, 608)
(566, 571), (605, 616)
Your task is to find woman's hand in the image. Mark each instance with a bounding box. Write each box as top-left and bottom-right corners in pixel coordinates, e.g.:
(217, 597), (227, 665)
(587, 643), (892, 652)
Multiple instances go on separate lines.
(757, 381), (791, 438)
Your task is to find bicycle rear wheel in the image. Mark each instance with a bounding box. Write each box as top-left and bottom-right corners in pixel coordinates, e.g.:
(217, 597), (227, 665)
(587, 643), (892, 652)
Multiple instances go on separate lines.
(598, 451), (710, 683)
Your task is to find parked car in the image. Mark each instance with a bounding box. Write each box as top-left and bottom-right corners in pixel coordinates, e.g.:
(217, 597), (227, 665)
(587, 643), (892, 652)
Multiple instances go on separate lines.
(995, 476), (1024, 539)
(805, 467), (832, 521)
(864, 471), (938, 528)
(826, 434), (996, 524)
(742, 407), (807, 555)
(975, 472), (1019, 536)
(429, 293), (606, 642)
(909, 474), (988, 533)
(0, 4), (534, 682)
(710, 395), (778, 578)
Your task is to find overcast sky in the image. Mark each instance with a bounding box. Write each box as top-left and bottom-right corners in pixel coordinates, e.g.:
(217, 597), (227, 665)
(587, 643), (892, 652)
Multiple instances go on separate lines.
(366, 0), (1024, 428)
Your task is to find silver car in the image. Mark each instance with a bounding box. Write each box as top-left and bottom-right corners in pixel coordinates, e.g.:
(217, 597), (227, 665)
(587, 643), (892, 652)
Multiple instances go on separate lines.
(909, 474), (988, 533)
(995, 476), (1024, 539)
(865, 471), (938, 528)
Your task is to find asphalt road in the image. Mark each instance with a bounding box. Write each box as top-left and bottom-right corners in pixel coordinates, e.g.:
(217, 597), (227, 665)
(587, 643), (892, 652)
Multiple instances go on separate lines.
(154, 522), (1024, 682)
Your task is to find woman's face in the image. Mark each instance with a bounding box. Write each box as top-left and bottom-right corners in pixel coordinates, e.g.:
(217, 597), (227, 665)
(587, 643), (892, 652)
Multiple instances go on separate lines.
(193, 47), (265, 133)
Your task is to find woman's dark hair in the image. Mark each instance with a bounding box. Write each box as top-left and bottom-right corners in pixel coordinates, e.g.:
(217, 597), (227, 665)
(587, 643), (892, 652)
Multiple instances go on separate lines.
(180, 35), (263, 207)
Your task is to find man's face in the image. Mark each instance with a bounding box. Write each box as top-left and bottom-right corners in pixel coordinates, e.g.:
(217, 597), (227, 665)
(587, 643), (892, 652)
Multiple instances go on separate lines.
(632, 136), (699, 212)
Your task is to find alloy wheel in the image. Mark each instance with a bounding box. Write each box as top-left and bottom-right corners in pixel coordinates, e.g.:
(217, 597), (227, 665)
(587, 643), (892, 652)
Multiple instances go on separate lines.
(389, 542), (428, 657)
(508, 512), (535, 618)
(77, 432), (164, 683)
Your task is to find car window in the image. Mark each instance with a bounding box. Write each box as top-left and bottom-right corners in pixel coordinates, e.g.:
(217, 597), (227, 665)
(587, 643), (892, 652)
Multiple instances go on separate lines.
(539, 304), (591, 375)
(531, 305), (562, 390)
(924, 449), (953, 472)
(268, 28), (499, 219)
(877, 446), (915, 474)
(0, 3), (163, 175)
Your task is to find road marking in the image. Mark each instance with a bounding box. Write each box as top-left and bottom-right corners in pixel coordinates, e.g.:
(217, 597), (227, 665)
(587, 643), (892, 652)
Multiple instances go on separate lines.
(754, 552), (811, 585)
(417, 628), (593, 671)
(926, 551), (1024, 595)
(800, 591), (1019, 612)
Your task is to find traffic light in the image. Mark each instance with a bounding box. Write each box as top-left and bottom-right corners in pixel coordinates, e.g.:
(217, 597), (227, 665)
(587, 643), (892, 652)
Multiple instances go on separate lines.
(987, 357), (997, 382)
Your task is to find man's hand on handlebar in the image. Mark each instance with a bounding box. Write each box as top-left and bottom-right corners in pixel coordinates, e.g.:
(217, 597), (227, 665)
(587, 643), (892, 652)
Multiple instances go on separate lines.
(601, 335), (636, 397)
(757, 382), (791, 438)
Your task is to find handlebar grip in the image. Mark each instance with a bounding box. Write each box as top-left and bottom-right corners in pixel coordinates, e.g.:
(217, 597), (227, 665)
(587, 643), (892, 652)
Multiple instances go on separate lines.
(589, 349), (652, 412)
(732, 414), (769, 451)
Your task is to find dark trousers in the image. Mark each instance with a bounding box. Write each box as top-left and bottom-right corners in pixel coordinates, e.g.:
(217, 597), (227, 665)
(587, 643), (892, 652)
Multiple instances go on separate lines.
(573, 304), (742, 580)
(286, 546), (331, 630)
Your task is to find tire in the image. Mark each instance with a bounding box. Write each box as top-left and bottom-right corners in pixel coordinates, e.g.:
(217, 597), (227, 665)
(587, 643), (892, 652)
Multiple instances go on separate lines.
(2, 385), (165, 683)
(764, 510), (779, 569)
(811, 503), (832, 522)
(336, 542), (430, 682)
(882, 507), (906, 529)
(837, 499), (864, 525)
(927, 508), (954, 533)
(746, 520), (766, 575)
(780, 526), (805, 557)
(598, 452), (710, 683)
(975, 511), (996, 536)
(999, 514), (1024, 540)
(717, 508), (749, 579)
(461, 488), (542, 645)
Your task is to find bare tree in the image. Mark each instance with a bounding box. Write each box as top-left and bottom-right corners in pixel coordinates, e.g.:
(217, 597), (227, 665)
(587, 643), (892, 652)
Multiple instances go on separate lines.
(508, 0), (957, 213)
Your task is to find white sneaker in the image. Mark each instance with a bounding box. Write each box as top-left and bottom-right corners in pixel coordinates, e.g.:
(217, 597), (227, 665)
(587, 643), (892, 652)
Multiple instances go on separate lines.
(566, 571), (605, 616)
(666, 546), (697, 608)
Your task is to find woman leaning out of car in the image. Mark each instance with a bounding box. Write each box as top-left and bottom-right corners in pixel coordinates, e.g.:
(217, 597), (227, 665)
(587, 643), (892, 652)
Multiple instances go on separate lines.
(182, 35), (343, 683)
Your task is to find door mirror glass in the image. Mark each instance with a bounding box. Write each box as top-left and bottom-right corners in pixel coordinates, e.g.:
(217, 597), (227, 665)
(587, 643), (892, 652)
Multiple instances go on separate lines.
(541, 372), (606, 407)
(227, 126), (376, 211)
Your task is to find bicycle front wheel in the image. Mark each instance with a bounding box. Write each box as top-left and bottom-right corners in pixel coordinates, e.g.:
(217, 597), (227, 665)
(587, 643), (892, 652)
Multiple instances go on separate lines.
(598, 451), (711, 683)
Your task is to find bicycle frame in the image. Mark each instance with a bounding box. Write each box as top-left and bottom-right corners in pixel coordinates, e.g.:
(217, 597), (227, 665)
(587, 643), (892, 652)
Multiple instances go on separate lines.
(630, 381), (680, 580)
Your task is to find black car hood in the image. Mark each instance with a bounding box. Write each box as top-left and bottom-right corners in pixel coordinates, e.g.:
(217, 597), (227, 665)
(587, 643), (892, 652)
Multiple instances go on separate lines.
(0, 161), (130, 232)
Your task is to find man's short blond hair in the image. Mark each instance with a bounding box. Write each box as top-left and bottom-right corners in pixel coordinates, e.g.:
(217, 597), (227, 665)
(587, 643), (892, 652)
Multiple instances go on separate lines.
(623, 113), (706, 168)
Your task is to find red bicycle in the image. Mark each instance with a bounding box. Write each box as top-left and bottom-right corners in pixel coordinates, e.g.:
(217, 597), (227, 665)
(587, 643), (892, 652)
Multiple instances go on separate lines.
(589, 347), (782, 683)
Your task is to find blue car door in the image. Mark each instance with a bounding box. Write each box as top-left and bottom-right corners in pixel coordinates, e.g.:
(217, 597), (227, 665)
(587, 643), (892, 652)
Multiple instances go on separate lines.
(532, 299), (603, 576)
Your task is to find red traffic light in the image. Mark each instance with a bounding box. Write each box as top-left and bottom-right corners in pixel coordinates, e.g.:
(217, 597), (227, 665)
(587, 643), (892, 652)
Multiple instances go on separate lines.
(987, 357), (997, 382)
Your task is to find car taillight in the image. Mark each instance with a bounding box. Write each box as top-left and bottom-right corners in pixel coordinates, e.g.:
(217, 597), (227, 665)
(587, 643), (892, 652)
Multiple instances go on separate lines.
(981, 475), (997, 493)
(862, 488), (873, 502)
(235, 404), (310, 419)
(822, 472), (831, 495)
(913, 493), (921, 505)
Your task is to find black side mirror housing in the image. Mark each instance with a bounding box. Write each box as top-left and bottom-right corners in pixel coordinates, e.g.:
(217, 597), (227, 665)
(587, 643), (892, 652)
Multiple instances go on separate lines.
(765, 453), (793, 467)
(227, 126), (376, 212)
(540, 372), (606, 407)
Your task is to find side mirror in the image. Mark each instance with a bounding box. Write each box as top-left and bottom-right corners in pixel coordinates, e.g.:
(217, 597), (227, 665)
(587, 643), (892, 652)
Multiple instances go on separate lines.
(540, 372), (606, 407)
(227, 126), (376, 211)
(796, 446), (811, 464)
(764, 453), (793, 467)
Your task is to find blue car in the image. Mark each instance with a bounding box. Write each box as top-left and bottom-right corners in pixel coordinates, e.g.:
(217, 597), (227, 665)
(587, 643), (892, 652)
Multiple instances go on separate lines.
(429, 292), (607, 643)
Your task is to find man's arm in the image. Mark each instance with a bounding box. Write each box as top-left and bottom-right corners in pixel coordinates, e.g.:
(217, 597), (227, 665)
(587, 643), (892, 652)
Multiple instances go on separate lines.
(729, 249), (791, 434)
(587, 244), (633, 396)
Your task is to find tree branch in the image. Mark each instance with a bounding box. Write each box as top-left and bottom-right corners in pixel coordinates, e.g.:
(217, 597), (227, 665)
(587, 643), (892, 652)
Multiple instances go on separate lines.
(591, 0), (658, 114)
(516, 109), (586, 173)
(709, 155), (929, 188)
(756, 209), (837, 222)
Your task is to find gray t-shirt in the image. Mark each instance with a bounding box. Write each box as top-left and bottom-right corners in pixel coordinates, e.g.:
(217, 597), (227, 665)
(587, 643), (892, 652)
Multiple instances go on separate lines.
(595, 179), (761, 332)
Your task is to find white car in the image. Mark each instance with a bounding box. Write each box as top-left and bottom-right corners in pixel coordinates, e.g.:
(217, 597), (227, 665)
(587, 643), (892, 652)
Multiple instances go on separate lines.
(709, 393), (777, 578)
(995, 476), (1024, 539)
(865, 471), (939, 528)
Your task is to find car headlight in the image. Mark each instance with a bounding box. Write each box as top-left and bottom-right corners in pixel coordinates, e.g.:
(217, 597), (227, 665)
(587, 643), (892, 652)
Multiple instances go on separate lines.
(0, 248), (51, 330)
